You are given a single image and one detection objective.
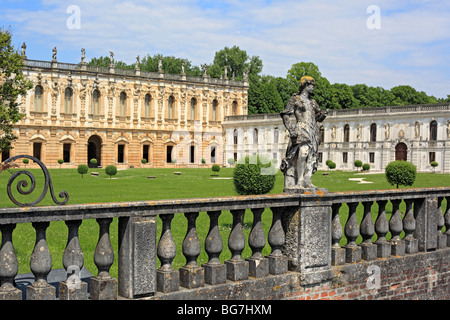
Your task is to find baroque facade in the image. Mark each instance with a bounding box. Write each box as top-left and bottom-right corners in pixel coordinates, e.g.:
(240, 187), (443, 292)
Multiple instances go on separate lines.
(222, 103), (450, 173)
(8, 49), (248, 169)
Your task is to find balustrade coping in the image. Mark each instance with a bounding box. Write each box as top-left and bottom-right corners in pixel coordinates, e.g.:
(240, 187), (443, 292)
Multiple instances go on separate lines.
(0, 187), (448, 225)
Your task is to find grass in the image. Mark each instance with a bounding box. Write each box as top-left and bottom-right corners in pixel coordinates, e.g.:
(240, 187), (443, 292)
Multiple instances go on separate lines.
(0, 167), (448, 279)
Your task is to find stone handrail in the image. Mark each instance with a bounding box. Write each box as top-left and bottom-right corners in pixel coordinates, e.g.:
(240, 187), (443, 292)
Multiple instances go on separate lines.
(0, 188), (448, 300)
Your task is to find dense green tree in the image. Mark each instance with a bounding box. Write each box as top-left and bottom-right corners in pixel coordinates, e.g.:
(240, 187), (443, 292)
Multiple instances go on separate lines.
(0, 27), (33, 153)
(248, 75), (284, 114)
(209, 45), (262, 80)
(390, 85), (436, 105)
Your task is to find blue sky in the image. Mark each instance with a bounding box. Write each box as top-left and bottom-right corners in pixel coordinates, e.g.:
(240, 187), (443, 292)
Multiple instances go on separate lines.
(1, 0), (449, 98)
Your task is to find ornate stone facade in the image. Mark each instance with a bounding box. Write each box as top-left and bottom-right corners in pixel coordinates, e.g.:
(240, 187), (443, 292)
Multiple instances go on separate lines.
(7, 54), (248, 168)
(223, 103), (450, 173)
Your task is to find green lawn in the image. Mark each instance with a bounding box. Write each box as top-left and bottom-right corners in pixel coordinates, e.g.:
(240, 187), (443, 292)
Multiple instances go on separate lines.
(1, 167), (448, 279)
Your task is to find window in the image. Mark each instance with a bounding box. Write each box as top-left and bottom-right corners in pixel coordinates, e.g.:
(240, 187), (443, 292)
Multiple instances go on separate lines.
(166, 145), (173, 163)
(318, 152), (323, 163)
(190, 145), (195, 163)
(211, 99), (218, 121)
(233, 129), (238, 145)
(117, 145), (125, 163)
(64, 87), (73, 113)
(274, 127), (279, 143)
(119, 92), (127, 116)
(343, 152), (348, 163)
(144, 94), (151, 118)
(320, 126), (325, 143)
(34, 85), (43, 112)
(343, 124), (350, 143)
(253, 128), (258, 145)
(143, 145), (150, 163)
(369, 152), (375, 163)
(92, 89), (100, 115)
(430, 120), (438, 141)
(63, 143), (71, 163)
(232, 101), (238, 116)
(370, 123), (377, 142)
(33, 143), (42, 161)
(190, 98), (196, 120)
(429, 152), (436, 163)
(168, 95), (174, 118)
(211, 146), (216, 163)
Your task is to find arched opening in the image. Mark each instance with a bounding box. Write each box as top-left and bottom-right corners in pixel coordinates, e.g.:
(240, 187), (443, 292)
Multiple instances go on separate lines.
(430, 120), (438, 141)
(88, 135), (102, 167)
(395, 142), (407, 161)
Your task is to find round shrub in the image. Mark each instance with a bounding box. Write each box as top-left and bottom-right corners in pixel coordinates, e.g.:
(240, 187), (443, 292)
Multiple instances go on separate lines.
(141, 158), (147, 164)
(227, 158), (235, 166)
(362, 163), (370, 171)
(233, 155), (276, 195)
(327, 161), (336, 170)
(211, 164), (220, 175)
(430, 161), (438, 168)
(354, 160), (363, 171)
(58, 159), (64, 166)
(385, 160), (416, 188)
(77, 164), (88, 178)
(105, 165), (117, 178)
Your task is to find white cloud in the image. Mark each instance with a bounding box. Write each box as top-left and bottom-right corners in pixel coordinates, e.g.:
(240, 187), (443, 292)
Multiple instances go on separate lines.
(1, 0), (449, 98)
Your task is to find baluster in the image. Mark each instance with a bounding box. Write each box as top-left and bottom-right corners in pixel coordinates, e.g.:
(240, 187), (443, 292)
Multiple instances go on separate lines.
(90, 218), (117, 300)
(0, 224), (21, 300)
(437, 197), (447, 249)
(389, 200), (405, 256)
(59, 220), (87, 300)
(156, 214), (179, 293)
(375, 200), (391, 258)
(179, 212), (204, 288)
(445, 196), (450, 247)
(267, 207), (288, 274)
(360, 201), (377, 261)
(403, 199), (418, 253)
(225, 209), (248, 281)
(331, 203), (345, 266)
(344, 202), (361, 263)
(27, 221), (55, 300)
(247, 208), (268, 278)
(203, 211), (226, 284)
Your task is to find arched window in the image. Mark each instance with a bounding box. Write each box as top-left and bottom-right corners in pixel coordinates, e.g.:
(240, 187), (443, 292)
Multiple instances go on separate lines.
(119, 92), (127, 116)
(343, 124), (350, 143)
(430, 120), (438, 141)
(320, 126), (325, 143)
(253, 128), (258, 145)
(92, 89), (100, 115)
(64, 87), (73, 113)
(370, 123), (377, 142)
(34, 85), (43, 112)
(274, 127), (279, 143)
(168, 95), (174, 118)
(233, 129), (238, 145)
(190, 98), (196, 120)
(144, 94), (151, 118)
(232, 101), (238, 116)
(211, 99), (218, 121)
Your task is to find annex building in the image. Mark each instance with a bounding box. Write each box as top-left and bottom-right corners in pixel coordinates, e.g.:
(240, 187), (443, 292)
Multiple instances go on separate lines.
(8, 49), (248, 168)
(222, 103), (450, 173)
(6, 48), (450, 173)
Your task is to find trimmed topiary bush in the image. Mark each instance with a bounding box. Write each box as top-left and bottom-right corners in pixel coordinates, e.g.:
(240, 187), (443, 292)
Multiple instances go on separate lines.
(430, 161), (438, 172)
(327, 160), (336, 170)
(233, 155), (276, 195)
(77, 164), (88, 178)
(362, 163), (370, 171)
(141, 158), (147, 164)
(385, 160), (416, 188)
(227, 158), (235, 166)
(354, 160), (363, 171)
(105, 165), (117, 178)
(58, 159), (63, 167)
(211, 164), (220, 176)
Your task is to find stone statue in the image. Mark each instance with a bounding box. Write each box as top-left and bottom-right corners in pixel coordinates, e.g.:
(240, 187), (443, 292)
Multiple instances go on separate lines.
(52, 47), (57, 61)
(21, 42), (26, 57)
(109, 51), (114, 67)
(81, 48), (85, 62)
(280, 76), (328, 192)
(158, 59), (163, 73)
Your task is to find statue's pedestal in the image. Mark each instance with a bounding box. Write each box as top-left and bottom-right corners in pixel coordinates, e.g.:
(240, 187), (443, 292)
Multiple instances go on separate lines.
(283, 187), (328, 196)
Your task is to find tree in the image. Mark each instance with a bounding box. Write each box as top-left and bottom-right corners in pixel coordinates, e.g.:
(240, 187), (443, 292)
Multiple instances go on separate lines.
(354, 160), (363, 171)
(0, 28), (33, 154)
(385, 160), (416, 188)
(248, 75), (284, 114)
(105, 165), (117, 178)
(209, 45), (262, 80)
(77, 164), (88, 178)
(211, 164), (220, 176)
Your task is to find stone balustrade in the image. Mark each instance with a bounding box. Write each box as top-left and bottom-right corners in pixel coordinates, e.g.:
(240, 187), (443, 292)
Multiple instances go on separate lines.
(0, 188), (449, 300)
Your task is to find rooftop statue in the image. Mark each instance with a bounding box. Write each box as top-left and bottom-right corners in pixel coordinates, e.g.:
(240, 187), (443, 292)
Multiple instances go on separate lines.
(280, 76), (328, 193)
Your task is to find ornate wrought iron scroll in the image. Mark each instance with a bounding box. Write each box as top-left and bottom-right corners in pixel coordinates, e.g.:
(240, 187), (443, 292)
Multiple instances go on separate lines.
(3, 155), (69, 207)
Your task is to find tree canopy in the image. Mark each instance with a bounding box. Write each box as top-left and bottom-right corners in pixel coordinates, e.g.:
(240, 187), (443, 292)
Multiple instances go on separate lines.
(0, 27), (33, 152)
(86, 46), (449, 115)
